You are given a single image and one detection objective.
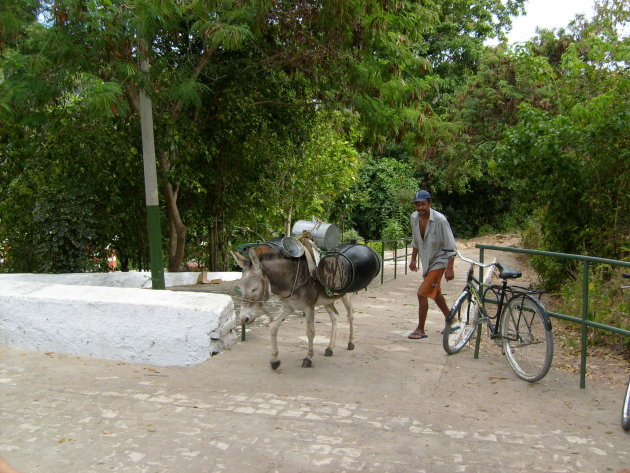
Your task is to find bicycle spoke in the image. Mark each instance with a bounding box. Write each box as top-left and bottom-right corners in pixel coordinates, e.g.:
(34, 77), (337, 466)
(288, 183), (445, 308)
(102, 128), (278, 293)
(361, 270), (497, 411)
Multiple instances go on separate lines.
(501, 294), (553, 382)
(443, 291), (479, 354)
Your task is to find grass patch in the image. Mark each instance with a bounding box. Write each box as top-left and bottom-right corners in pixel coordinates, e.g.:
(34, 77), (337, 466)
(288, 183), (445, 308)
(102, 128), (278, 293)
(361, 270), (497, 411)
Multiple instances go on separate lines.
(549, 264), (629, 357)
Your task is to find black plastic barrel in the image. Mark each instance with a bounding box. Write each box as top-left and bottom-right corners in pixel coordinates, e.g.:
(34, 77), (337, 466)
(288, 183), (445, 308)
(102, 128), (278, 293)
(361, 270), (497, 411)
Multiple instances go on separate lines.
(316, 243), (381, 293)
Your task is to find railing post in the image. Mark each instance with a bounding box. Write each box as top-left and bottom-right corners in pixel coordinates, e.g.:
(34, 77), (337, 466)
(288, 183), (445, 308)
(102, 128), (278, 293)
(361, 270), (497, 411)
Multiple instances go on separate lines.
(405, 240), (409, 275)
(479, 248), (485, 290)
(474, 248), (485, 359)
(580, 261), (589, 389)
(380, 242), (385, 285)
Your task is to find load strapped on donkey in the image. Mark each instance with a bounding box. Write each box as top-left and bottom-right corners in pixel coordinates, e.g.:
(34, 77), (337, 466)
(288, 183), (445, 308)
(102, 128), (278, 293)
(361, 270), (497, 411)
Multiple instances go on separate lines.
(270, 220), (381, 295)
(233, 220), (381, 369)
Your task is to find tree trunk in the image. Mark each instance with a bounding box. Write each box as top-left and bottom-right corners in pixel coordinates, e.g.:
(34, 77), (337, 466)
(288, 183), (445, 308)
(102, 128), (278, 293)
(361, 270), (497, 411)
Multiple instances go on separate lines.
(124, 46), (216, 274)
(284, 205), (292, 238)
(159, 152), (187, 271)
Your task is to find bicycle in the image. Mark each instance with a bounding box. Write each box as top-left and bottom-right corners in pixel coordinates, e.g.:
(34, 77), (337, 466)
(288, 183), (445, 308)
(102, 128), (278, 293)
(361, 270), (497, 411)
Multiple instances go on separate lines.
(623, 382), (630, 432)
(621, 273), (630, 431)
(442, 249), (554, 382)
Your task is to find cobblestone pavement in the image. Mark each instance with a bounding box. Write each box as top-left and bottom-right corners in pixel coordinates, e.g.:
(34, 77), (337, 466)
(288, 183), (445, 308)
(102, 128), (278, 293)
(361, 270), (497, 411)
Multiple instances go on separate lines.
(1, 243), (629, 473)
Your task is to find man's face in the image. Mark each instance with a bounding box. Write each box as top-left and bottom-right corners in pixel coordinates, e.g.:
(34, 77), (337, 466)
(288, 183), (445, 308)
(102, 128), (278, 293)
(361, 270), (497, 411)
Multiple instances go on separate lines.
(414, 200), (431, 216)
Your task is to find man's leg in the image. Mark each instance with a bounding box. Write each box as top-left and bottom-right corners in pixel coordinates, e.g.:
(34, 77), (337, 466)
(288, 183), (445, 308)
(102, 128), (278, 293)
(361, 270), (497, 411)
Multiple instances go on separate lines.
(415, 294), (429, 334)
(434, 291), (450, 319)
(409, 269), (446, 339)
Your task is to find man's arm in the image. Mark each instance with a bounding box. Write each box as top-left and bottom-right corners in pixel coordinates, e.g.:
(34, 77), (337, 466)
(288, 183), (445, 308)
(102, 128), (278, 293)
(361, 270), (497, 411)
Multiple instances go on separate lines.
(441, 218), (456, 281)
(409, 247), (419, 272)
(445, 256), (455, 281)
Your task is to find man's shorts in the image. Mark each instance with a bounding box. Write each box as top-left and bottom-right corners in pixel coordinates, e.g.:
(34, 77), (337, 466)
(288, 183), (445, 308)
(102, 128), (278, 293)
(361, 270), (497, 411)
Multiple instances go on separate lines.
(418, 268), (446, 299)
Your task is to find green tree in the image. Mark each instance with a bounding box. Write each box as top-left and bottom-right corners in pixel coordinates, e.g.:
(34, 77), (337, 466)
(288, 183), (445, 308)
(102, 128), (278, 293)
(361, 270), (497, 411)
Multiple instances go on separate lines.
(1, 0), (526, 272)
(481, 0), (628, 286)
(0, 100), (149, 272)
(349, 157), (418, 241)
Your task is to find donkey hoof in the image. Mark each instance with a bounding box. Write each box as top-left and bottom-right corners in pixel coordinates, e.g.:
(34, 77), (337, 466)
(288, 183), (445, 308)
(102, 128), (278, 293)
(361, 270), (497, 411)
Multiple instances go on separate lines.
(301, 358), (313, 368)
(324, 347), (333, 357)
(271, 360), (281, 370)
(348, 342), (355, 351)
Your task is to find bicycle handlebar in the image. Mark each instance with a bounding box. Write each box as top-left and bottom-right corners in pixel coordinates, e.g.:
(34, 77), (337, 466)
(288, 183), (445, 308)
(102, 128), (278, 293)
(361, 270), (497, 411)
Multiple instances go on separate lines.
(442, 248), (498, 269)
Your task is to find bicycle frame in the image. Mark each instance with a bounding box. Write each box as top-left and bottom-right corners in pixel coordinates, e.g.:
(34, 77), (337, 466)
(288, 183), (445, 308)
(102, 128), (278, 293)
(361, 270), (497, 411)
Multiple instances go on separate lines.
(444, 248), (554, 382)
(462, 264), (510, 338)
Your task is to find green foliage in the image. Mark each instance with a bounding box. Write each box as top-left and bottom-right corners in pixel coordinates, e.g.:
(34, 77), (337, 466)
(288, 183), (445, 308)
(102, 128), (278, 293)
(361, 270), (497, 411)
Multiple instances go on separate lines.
(339, 228), (364, 245)
(0, 98), (149, 272)
(32, 187), (101, 273)
(498, 92), (629, 287)
(554, 264), (630, 352)
(437, 181), (527, 239)
(5, 0), (520, 270)
(6, 0), (625, 280)
(367, 240), (383, 255)
(349, 157), (418, 240)
(381, 220), (405, 250)
(431, 3), (630, 286)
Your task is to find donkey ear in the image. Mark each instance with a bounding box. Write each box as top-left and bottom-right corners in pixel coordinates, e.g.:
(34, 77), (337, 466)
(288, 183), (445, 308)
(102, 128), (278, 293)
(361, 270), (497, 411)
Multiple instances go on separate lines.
(247, 247), (262, 269)
(231, 250), (250, 269)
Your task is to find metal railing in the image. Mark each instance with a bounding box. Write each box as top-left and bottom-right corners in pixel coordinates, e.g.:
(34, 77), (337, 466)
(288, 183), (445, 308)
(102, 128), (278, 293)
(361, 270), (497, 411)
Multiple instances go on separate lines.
(360, 238), (413, 285)
(477, 244), (630, 388)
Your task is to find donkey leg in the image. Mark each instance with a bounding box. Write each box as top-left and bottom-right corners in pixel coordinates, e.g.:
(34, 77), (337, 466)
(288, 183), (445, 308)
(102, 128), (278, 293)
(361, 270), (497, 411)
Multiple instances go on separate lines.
(323, 304), (338, 357)
(302, 307), (315, 367)
(269, 305), (292, 370)
(261, 306), (275, 326)
(341, 294), (355, 350)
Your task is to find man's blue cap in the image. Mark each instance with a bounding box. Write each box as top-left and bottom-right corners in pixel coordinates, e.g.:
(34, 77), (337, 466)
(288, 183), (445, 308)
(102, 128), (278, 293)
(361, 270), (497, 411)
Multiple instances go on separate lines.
(413, 190), (431, 202)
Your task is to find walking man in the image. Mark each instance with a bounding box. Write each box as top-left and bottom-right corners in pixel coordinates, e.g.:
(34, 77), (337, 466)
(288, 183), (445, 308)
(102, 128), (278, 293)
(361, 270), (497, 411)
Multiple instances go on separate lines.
(408, 190), (456, 339)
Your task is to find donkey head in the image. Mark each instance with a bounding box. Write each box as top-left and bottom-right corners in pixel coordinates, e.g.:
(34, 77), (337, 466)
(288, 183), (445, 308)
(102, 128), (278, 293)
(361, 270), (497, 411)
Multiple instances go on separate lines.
(232, 247), (271, 324)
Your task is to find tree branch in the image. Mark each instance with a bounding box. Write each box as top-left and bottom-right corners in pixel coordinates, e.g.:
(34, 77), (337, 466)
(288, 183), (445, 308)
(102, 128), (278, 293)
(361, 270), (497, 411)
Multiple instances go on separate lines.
(171, 46), (217, 119)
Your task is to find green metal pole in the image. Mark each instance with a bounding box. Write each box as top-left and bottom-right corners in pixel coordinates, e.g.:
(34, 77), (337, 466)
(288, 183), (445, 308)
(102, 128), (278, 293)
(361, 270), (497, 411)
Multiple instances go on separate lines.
(474, 248), (485, 359)
(380, 242), (385, 285)
(479, 248), (485, 291)
(580, 261), (589, 388)
(139, 54), (165, 290)
(405, 241), (409, 275)
(145, 205), (165, 289)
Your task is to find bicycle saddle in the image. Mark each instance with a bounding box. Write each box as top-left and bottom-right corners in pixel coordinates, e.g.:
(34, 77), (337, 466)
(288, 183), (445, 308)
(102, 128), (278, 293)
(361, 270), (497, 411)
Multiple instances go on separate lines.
(495, 263), (522, 279)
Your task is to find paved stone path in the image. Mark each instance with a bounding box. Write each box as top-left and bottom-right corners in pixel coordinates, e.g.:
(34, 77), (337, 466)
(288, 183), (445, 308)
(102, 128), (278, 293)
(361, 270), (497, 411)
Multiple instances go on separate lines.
(1, 243), (629, 472)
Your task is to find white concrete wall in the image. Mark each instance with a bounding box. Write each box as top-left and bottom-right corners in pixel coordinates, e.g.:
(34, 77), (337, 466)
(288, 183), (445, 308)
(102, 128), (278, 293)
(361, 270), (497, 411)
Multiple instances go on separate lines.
(0, 271), (241, 289)
(0, 280), (239, 367)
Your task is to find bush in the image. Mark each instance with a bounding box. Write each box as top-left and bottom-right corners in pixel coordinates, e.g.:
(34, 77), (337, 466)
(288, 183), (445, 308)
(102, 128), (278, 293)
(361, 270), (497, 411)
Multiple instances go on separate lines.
(520, 216), (543, 250)
(477, 224), (496, 237)
(381, 220), (405, 250)
(521, 214), (577, 290)
(339, 228), (364, 245)
(553, 264), (630, 353)
(367, 240), (383, 255)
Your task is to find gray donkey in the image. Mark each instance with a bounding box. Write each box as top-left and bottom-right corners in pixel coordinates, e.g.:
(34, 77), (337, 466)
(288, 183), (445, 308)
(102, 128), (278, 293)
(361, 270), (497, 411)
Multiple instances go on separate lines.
(232, 244), (354, 370)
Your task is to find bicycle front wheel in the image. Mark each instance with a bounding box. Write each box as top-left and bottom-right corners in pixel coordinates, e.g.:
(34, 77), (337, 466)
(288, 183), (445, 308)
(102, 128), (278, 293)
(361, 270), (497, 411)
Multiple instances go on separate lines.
(501, 294), (553, 382)
(622, 377), (630, 431)
(443, 290), (479, 354)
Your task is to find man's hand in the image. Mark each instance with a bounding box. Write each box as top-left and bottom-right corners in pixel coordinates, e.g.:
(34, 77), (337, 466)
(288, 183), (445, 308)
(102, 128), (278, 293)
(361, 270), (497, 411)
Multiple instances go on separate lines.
(409, 260), (418, 272)
(445, 267), (454, 281)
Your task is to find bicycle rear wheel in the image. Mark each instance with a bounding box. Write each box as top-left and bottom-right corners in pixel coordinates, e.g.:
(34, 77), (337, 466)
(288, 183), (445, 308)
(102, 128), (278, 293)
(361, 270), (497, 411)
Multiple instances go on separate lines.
(622, 377), (630, 431)
(443, 290), (479, 354)
(501, 294), (553, 382)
